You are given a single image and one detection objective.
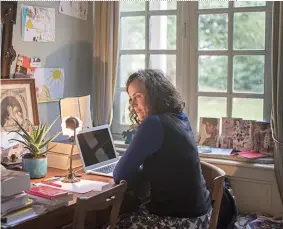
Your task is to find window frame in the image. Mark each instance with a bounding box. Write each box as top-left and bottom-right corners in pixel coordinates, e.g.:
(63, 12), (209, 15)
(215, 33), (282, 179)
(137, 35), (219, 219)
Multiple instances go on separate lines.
(180, 1), (272, 132)
(112, 1), (181, 139)
(112, 1), (273, 138)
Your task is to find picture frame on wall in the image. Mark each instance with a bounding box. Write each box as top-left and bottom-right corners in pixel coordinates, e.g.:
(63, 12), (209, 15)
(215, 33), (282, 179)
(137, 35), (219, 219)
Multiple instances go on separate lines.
(0, 78), (39, 132)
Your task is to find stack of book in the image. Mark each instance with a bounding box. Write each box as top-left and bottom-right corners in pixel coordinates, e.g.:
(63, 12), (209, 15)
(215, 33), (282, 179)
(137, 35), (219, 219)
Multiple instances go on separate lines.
(47, 136), (82, 170)
(26, 185), (73, 210)
(1, 168), (36, 227)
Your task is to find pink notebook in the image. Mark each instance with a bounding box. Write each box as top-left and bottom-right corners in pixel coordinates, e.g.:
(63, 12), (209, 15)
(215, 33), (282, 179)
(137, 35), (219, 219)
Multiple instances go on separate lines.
(238, 151), (268, 159)
(27, 185), (68, 199)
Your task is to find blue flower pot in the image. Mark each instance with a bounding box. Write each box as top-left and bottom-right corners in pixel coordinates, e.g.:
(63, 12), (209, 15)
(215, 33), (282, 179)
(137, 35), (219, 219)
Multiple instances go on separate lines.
(22, 157), (47, 179)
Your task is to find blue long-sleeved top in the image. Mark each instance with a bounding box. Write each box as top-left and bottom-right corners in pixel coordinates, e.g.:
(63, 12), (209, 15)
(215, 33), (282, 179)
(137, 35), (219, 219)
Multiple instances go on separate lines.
(113, 115), (164, 184)
(113, 113), (186, 185)
(113, 112), (211, 218)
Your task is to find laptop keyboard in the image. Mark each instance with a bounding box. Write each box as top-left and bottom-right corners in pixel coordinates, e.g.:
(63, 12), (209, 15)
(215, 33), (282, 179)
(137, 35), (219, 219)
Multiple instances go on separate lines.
(93, 163), (117, 174)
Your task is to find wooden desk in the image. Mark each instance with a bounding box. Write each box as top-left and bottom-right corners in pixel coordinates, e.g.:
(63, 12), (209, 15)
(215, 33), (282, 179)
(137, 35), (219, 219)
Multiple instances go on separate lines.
(7, 168), (117, 229)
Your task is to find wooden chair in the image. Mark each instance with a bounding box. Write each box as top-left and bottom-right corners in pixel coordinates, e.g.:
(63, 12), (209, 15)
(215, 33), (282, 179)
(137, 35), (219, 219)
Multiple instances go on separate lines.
(200, 161), (226, 229)
(72, 181), (127, 229)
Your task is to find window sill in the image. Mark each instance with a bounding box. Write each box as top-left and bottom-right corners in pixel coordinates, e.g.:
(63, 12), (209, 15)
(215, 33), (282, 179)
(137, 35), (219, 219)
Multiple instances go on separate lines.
(200, 157), (274, 171)
(200, 157), (282, 216)
(114, 140), (128, 154)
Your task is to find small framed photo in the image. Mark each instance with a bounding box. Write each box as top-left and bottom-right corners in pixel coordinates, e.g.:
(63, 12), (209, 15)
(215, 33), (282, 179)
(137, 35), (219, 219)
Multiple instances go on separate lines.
(198, 117), (220, 147)
(1, 78), (39, 132)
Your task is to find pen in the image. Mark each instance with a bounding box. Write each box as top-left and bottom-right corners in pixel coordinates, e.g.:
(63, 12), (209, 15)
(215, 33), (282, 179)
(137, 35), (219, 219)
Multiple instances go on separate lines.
(44, 177), (61, 182)
(41, 181), (62, 188)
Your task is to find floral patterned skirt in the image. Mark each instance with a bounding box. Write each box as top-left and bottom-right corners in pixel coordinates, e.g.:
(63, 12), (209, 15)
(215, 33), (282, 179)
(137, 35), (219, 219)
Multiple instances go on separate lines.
(116, 204), (212, 229)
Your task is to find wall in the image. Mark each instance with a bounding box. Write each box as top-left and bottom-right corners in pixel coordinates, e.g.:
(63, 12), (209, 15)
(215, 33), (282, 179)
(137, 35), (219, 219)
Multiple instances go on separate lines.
(1, 1), (93, 147)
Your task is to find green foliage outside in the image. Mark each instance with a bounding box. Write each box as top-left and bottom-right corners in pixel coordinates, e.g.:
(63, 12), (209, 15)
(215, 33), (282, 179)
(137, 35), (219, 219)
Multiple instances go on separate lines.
(119, 1), (267, 122)
(120, 1), (266, 94)
(199, 11), (265, 93)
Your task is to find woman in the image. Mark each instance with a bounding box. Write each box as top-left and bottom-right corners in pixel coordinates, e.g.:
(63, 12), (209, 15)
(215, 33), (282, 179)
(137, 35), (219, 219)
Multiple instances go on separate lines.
(113, 69), (211, 229)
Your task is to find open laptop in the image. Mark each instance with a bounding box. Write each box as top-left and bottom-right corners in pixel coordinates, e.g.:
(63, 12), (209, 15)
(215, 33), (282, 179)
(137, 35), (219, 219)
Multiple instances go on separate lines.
(76, 125), (119, 177)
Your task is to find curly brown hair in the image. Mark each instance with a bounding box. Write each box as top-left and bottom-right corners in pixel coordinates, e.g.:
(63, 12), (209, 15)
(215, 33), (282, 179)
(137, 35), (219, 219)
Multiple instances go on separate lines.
(126, 69), (185, 124)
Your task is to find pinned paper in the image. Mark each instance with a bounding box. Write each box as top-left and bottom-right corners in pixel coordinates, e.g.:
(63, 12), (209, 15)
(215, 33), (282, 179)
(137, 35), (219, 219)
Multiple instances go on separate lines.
(14, 55), (35, 78)
(33, 68), (65, 103)
(59, 1), (88, 20)
(30, 57), (41, 68)
(22, 5), (55, 42)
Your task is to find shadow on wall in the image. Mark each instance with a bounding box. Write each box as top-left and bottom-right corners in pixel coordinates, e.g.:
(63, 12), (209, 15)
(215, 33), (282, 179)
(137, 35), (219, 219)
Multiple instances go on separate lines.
(40, 41), (93, 137)
(45, 40), (93, 97)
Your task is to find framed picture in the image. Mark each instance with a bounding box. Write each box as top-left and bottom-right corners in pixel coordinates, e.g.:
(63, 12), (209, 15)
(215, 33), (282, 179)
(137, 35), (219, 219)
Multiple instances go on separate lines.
(198, 117), (220, 147)
(0, 78), (39, 132)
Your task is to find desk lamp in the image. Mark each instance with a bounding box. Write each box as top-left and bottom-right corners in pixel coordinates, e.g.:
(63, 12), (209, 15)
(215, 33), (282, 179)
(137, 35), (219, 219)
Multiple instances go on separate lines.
(61, 116), (82, 183)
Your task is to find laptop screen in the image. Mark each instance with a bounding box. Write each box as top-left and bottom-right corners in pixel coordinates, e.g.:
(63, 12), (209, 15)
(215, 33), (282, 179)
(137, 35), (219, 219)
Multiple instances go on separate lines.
(76, 127), (116, 167)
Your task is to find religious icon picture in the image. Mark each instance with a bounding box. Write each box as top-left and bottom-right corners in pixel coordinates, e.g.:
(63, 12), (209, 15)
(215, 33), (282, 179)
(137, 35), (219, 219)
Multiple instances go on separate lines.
(1, 78), (39, 132)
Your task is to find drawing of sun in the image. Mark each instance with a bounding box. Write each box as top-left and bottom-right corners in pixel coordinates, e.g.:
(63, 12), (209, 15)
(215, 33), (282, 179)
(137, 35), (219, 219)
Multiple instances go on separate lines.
(49, 69), (64, 86)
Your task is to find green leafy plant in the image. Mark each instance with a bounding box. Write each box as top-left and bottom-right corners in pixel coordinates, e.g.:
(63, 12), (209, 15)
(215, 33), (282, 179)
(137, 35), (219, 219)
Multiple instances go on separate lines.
(9, 117), (61, 159)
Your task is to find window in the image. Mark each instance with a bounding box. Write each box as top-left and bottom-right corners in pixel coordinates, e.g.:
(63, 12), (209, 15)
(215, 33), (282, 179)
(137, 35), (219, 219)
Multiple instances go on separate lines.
(112, 1), (179, 138)
(112, 1), (272, 138)
(181, 1), (272, 131)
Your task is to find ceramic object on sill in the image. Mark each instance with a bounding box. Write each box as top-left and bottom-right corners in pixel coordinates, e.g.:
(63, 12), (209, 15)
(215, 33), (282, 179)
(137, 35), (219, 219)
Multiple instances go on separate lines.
(122, 129), (136, 144)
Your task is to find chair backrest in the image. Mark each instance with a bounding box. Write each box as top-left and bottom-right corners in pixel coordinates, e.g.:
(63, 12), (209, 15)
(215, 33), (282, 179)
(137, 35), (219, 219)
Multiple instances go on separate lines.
(72, 180), (127, 229)
(200, 161), (226, 229)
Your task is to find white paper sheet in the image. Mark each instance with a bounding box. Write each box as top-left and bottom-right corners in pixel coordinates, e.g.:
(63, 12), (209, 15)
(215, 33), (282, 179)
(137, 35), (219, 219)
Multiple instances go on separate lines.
(41, 179), (109, 194)
(59, 1), (88, 20)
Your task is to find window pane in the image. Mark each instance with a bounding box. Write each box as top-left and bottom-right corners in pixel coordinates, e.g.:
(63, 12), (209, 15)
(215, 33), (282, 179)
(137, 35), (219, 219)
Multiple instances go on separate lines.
(150, 16), (176, 50)
(150, 0), (177, 10)
(234, 12), (265, 50)
(120, 1), (145, 12)
(199, 14), (228, 50)
(198, 1), (228, 9)
(149, 55), (176, 85)
(233, 55), (264, 93)
(120, 55), (145, 87)
(120, 92), (131, 125)
(198, 97), (227, 128)
(232, 98), (263, 121)
(198, 56), (228, 92)
(234, 1), (265, 7)
(121, 17), (145, 50)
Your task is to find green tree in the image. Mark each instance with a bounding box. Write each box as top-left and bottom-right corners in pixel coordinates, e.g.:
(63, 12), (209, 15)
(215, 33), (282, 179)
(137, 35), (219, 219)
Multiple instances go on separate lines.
(198, 7), (266, 93)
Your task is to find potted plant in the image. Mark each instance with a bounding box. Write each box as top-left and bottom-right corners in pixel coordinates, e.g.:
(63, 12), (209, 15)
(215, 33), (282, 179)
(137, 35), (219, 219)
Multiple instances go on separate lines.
(122, 124), (138, 144)
(9, 117), (61, 179)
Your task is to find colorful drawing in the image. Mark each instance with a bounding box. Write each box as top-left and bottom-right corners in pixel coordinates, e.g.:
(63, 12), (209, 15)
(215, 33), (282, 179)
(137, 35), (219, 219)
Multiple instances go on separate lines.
(33, 68), (64, 103)
(22, 5), (55, 42)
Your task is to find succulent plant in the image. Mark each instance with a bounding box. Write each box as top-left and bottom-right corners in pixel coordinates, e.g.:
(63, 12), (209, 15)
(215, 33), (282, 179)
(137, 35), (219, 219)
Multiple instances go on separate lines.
(8, 117), (61, 158)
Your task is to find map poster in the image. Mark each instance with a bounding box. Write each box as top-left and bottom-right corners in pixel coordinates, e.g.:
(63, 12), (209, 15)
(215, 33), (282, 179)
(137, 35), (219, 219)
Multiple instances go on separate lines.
(22, 5), (55, 42)
(33, 68), (64, 103)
